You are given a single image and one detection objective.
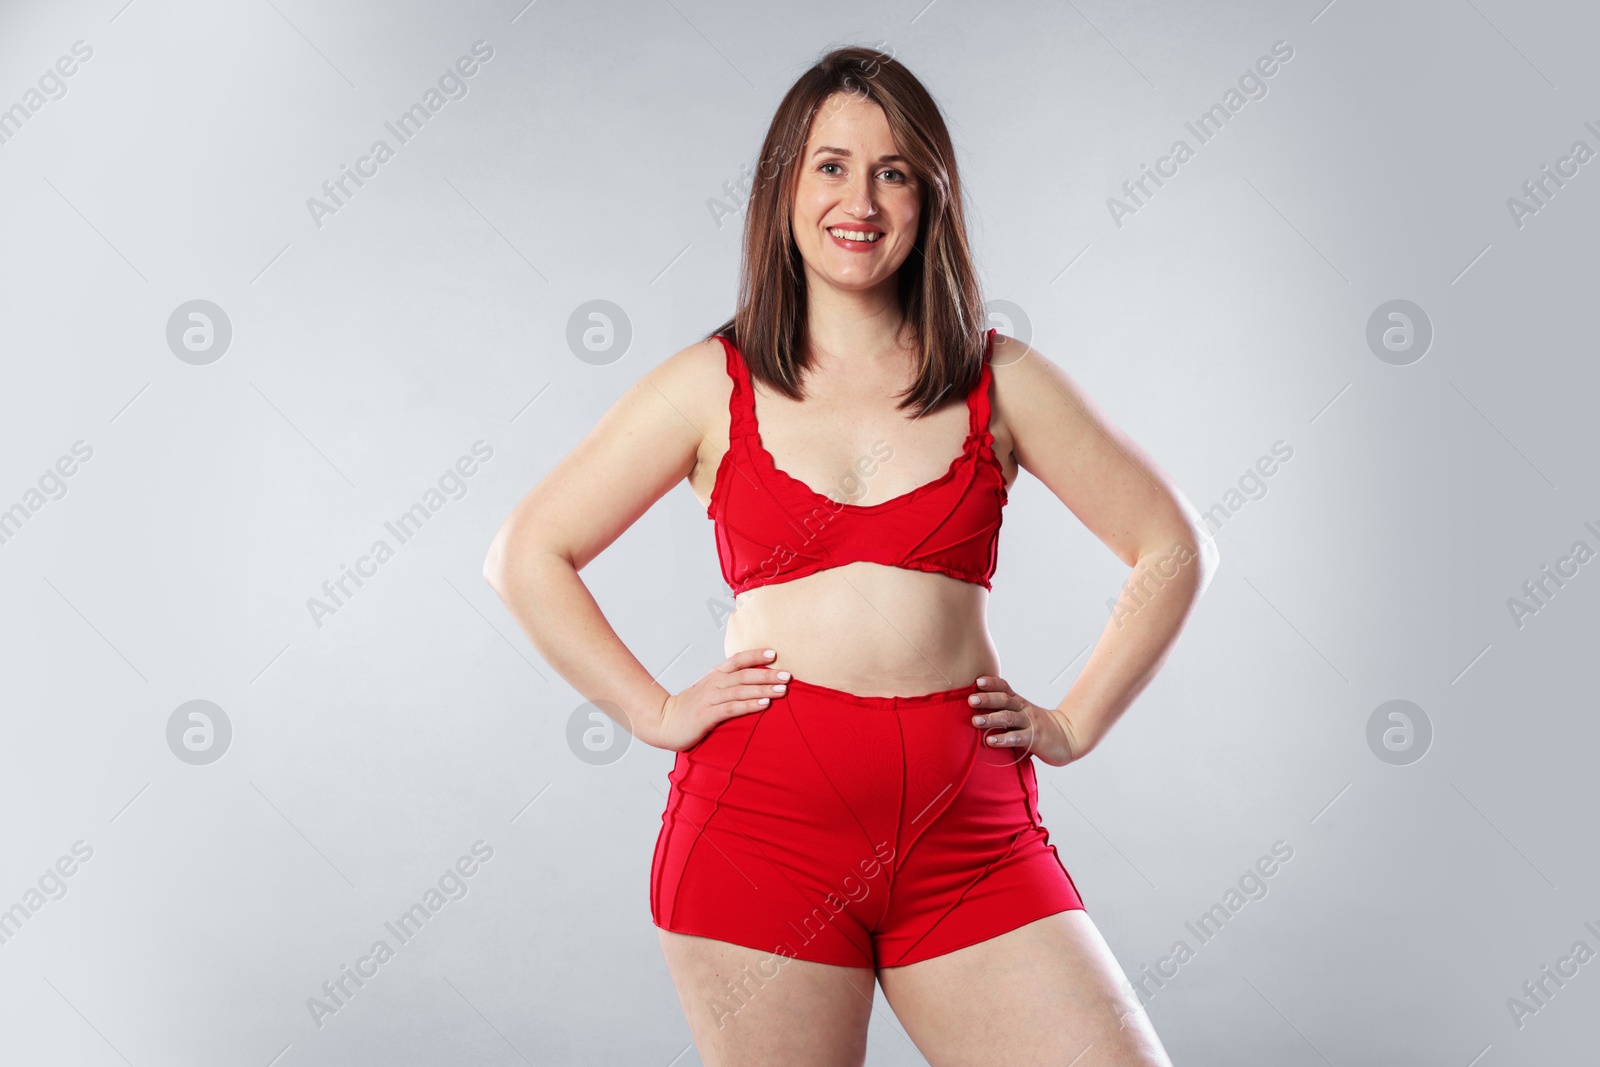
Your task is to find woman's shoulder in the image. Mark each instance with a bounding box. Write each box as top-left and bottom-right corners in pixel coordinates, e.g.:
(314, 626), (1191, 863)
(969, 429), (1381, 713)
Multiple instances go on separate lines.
(982, 332), (1083, 451)
(649, 333), (728, 379)
(985, 332), (1071, 395)
(649, 334), (732, 394)
(640, 333), (737, 439)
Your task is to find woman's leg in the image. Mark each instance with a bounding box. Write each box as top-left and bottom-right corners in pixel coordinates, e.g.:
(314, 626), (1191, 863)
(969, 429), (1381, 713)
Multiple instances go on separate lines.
(658, 929), (877, 1067)
(875, 911), (1173, 1067)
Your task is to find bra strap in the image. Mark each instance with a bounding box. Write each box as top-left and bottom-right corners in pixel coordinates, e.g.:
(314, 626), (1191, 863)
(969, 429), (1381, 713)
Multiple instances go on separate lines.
(717, 334), (759, 438)
(967, 328), (997, 437)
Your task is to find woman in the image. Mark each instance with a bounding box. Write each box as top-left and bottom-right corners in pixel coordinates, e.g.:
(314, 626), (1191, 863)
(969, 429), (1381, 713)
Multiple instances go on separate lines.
(485, 46), (1214, 1067)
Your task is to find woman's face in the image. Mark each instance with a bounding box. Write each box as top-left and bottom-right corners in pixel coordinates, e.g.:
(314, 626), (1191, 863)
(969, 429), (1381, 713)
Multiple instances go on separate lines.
(789, 91), (922, 297)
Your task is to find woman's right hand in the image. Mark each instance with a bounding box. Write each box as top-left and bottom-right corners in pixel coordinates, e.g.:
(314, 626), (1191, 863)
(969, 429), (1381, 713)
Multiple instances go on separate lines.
(641, 648), (790, 752)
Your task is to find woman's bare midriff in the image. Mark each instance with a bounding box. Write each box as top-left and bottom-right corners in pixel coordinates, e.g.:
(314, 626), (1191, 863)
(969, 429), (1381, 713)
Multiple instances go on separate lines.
(720, 563), (1001, 697)
(686, 361), (1018, 698)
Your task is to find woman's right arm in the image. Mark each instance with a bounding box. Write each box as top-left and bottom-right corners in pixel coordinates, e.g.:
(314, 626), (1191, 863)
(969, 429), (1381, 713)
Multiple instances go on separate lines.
(482, 339), (785, 751)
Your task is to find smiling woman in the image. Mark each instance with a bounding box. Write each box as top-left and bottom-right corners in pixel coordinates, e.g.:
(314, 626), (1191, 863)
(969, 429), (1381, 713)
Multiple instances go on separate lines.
(720, 63), (985, 417)
(485, 44), (1215, 1067)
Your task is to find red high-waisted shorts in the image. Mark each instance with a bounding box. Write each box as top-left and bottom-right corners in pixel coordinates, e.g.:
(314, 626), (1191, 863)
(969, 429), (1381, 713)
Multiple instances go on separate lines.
(650, 676), (1086, 968)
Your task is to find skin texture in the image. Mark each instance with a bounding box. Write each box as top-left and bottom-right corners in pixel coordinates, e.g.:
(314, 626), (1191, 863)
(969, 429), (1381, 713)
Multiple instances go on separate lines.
(485, 90), (1215, 1065)
(660, 912), (1171, 1067)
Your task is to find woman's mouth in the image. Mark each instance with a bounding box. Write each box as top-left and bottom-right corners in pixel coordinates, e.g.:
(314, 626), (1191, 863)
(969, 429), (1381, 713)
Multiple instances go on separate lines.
(826, 226), (883, 250)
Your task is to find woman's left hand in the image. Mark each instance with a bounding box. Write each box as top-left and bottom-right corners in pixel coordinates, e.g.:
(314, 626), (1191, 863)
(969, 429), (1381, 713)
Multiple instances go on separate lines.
(968, 675), (1081, 768)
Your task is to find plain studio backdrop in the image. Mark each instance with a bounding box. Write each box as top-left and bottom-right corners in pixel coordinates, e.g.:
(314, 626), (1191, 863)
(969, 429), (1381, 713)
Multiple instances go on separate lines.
(1, 0), (1596, 1064)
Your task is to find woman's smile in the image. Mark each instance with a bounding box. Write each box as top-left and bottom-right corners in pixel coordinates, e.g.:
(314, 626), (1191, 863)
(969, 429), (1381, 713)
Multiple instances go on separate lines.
(825, 223), (886, 250)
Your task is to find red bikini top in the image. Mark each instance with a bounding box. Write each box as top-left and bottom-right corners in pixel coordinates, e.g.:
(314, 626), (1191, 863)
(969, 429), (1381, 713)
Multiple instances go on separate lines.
(708, 328), (1008, 594)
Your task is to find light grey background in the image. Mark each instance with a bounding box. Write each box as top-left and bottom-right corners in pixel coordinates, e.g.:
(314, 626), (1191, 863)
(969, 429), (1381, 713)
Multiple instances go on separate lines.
(2, 0), (1595, 1063)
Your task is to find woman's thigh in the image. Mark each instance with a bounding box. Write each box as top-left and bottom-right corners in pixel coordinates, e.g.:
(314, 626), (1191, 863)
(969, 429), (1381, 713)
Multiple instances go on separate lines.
(875, 911), (1173, 1067)
(658, 929), (878, 1067)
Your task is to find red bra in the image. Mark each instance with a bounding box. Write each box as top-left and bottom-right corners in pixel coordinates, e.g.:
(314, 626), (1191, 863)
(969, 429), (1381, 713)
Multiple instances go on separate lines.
(708, 328), (1008, 594)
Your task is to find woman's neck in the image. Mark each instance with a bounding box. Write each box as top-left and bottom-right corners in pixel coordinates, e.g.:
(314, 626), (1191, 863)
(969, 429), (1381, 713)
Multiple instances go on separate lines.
(803, 283), (912, 370)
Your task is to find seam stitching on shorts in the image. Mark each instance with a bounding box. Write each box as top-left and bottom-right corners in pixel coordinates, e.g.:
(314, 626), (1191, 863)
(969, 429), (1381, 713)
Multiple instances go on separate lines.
(890, 826), (1027, 966)
(665, 716), (766, 928)
(895, 723), (981, 871)
(1017, 759), (1082, 899)
(651, 764), (688, 924)
(786, 697), (883, 865)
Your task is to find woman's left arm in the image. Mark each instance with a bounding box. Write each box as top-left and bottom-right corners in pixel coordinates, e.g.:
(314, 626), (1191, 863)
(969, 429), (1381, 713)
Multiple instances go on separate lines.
(981, 334), (1221, 765)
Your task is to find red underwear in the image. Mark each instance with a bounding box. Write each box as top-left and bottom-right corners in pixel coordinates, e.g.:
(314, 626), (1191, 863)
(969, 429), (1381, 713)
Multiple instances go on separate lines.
(650, 676), (1086, 968)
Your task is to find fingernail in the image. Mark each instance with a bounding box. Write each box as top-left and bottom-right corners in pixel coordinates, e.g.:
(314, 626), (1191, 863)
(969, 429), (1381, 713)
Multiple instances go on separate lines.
(976, 678), (987, 687)
(973, 716), (985, 725)
(777, 671), (791, 681)
(764, 649), (776, 658)
(758, 697), (770, 705)
(772, 684), (787, 693)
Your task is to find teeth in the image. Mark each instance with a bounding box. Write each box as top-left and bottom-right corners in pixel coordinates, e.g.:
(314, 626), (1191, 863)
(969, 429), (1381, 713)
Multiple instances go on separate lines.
(828, 227), (881, 242)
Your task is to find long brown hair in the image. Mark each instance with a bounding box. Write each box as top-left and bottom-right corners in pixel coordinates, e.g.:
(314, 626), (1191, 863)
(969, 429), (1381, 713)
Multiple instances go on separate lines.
(707, 45), (988, 418)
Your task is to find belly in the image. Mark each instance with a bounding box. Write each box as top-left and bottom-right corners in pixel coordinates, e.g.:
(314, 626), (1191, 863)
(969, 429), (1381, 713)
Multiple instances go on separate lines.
(724, 562), (1000, 697)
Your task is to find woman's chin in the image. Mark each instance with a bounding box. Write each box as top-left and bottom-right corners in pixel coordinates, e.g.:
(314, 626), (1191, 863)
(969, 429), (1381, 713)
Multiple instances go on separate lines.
(807, 266), (898, 294)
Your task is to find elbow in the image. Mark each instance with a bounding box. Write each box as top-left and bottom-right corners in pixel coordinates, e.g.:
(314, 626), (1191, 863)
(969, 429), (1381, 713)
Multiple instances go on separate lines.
(481, 552), (506, 600)
(1187, 521), (1221, 595)
(481, 521), (516, 599)
(1145, 520), (1218, 598)
(483, 512), (573, 600)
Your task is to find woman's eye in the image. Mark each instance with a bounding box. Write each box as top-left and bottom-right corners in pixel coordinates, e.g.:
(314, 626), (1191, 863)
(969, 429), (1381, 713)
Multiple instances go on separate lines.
(817, 162), (908, 183)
